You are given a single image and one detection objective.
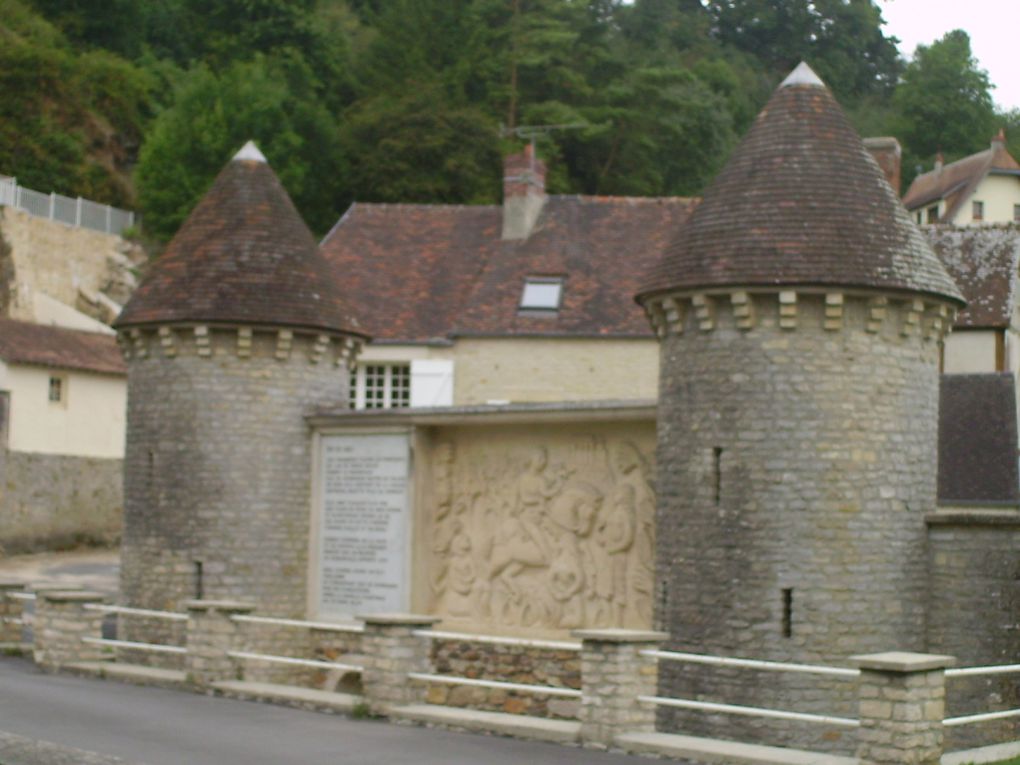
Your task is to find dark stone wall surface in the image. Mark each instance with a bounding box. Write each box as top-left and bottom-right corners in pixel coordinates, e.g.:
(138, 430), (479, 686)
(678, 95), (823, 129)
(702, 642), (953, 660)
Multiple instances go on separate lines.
(118, 327), (348, 617)
(928, 513), (1020, 748)
(653, 293), (945, 752)
(0, 450), (122, 553)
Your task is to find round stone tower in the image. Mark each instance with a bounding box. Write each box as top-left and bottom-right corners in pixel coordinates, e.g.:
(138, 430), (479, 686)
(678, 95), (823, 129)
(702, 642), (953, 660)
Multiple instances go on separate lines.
(114, 142), (367, 618)
(636, 63), (964, 750)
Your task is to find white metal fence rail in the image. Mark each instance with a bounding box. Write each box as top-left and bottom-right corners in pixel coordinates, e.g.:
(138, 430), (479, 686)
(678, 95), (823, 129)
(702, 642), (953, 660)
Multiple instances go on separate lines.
(944, 664), (1020, 728)
(82, 636), (186, 655)
(409, 630), (581, 698)
(641, 648), (860, 728)
(0, 176), (134, 235)
(413, 629), (580, 652)
(228, 651), (362, 673)
(83, 604), (188, 621)
(231, 614), (363, 633)
(80, 604), (187, 656)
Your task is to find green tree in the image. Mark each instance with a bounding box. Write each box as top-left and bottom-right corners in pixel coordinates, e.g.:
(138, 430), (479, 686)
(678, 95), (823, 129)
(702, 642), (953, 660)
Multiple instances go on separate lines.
(563, 66), (736, 196)
(0, 0), (154, 204)
(340, 87), (501, 203)
(704, 0), (901, 98)
(893, 30), (997, 187)
(135, 56), (348, 240)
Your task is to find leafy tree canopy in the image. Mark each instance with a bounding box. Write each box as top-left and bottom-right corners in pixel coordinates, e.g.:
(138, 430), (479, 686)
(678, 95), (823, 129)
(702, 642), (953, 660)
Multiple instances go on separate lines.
(893, 30), (998, 189)
(7, 0), (1017, 243)
(135, 55), (347, 239)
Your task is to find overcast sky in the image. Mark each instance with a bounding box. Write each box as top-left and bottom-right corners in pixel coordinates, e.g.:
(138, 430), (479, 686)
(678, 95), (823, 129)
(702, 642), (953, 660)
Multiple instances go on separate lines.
(878, 0), (1019, 111)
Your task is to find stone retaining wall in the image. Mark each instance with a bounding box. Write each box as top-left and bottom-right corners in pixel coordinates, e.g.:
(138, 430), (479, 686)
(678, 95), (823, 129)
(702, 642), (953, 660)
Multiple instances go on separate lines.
(0, 451), (122, 553)
(427, 640), (581, 719)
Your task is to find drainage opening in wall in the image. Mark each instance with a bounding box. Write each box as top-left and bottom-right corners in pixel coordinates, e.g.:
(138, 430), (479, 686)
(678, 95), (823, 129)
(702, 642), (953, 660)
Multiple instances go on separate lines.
(782, 588), (793, 638)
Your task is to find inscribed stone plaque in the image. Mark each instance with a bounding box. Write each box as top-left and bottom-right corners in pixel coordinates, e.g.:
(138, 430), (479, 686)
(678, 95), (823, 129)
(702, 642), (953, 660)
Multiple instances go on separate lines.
(316, 433), (410, 618)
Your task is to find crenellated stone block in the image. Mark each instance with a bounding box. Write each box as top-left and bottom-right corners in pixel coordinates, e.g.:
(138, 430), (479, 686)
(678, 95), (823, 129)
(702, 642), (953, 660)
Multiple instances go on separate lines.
(730, 291), (755, 330)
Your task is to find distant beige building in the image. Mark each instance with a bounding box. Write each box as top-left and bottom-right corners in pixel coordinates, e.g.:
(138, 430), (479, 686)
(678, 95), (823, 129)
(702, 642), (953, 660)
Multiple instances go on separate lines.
(903, 130), (1020, 226)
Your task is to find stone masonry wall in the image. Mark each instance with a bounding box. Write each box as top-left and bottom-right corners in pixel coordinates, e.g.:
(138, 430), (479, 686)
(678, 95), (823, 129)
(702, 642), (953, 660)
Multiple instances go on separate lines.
(426, 640), (581, 719)
(0, 451), (122, 553)
(927, 513), (1020, 748)
(653, 292), (947, 753)
(118, 327), (350, 622)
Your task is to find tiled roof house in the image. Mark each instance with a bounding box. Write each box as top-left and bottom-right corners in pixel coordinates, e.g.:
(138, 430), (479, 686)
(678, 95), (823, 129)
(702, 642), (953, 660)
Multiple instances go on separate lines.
(903, 130), (1020, 225)
(319, 97), (1020, 505)
(0, 317), (127, 550)
(320, 144), (696, 408)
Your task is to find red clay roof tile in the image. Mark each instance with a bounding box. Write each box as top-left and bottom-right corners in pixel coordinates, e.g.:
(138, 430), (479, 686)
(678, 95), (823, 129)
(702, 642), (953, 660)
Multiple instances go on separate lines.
(115, 150), (365, 338)
(0, 319), (125, 375)
(320, 196), (696, 342)
(638, 67), (964, 305)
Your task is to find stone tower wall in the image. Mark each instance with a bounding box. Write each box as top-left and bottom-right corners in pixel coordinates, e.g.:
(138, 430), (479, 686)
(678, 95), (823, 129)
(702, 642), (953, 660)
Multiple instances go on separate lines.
(118, 326), (354, 618)
(648, 290), (952, 752)
(927, 513), (1020, 748)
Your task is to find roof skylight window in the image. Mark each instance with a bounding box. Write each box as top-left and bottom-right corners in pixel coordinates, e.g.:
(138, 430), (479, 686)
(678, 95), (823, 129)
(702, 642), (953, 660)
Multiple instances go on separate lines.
(520, 277), (563, 311)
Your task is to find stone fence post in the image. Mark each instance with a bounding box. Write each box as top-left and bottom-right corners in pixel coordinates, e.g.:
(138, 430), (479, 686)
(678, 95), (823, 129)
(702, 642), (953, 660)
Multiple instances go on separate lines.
(184, 600), (254, 688)
(0, 580), (25, 645)
(33, 590), (107, 670)
(573, 629), (667, 748)
(358, 613), (440, 715)
(853, 652), (954, 765)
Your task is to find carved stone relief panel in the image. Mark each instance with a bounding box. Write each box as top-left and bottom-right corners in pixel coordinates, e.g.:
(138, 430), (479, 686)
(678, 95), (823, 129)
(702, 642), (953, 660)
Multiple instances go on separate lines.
(424, 423), (656, 634)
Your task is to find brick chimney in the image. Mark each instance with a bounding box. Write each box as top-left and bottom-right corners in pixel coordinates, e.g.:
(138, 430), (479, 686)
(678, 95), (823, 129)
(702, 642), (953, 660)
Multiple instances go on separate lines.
(502, 144), (547, 240)
(863, 137), (902, 193)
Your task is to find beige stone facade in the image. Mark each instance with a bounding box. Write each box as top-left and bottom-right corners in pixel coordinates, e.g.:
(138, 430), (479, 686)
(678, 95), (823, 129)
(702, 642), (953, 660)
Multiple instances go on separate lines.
(310, 404), (656, 637)
(357, 337), (659, 406)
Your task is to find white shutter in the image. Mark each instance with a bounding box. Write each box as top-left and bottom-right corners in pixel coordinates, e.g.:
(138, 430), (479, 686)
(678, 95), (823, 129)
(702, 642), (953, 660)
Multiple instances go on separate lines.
(410, 359), (454, 407)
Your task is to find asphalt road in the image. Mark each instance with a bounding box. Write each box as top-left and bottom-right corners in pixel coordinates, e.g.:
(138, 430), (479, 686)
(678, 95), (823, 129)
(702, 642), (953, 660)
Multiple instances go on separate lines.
(0, 657), (655, 765)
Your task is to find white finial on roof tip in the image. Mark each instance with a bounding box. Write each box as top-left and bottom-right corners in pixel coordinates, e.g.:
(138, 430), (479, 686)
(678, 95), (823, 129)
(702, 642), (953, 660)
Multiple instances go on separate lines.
(780, 61), (825, 89)
(233, 140), (267, 163)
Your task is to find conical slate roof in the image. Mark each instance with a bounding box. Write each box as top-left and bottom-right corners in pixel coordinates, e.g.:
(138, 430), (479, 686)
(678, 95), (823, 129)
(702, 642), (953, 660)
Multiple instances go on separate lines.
(115, 142), (366, 337)
(638, 63), (964, 305)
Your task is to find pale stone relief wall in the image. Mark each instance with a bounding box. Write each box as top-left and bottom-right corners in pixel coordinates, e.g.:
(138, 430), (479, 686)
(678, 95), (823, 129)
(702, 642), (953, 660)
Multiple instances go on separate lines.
(424, 423), (656, 635)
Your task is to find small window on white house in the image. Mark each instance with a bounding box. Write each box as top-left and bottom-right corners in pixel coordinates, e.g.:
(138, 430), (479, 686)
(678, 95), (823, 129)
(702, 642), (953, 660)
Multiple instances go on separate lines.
(973, 200), (984, 221)
(1013, 203), (1020, 223)
(520, 277), (563, 311)
(349, 363), (411, 409)
(926, 205), (939, 224)
(48, 376), (64, 404)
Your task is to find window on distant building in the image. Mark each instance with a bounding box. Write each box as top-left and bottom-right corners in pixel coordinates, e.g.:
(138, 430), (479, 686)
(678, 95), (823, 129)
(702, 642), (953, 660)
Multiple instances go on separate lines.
(916, 211), (922, 224)
(973, 200), (984, 221)
(349, 363), (411, 409)
(1014, 204), (1020, 223)
(520, 276), (563, 312)
(926, 205), (939, 224)
(48, 376), (65, 404)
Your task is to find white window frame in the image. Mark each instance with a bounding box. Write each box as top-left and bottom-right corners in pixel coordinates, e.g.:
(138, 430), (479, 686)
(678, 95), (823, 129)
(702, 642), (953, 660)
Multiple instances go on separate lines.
(349, 363), (411, 410)
(519, 276), (564, 311)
